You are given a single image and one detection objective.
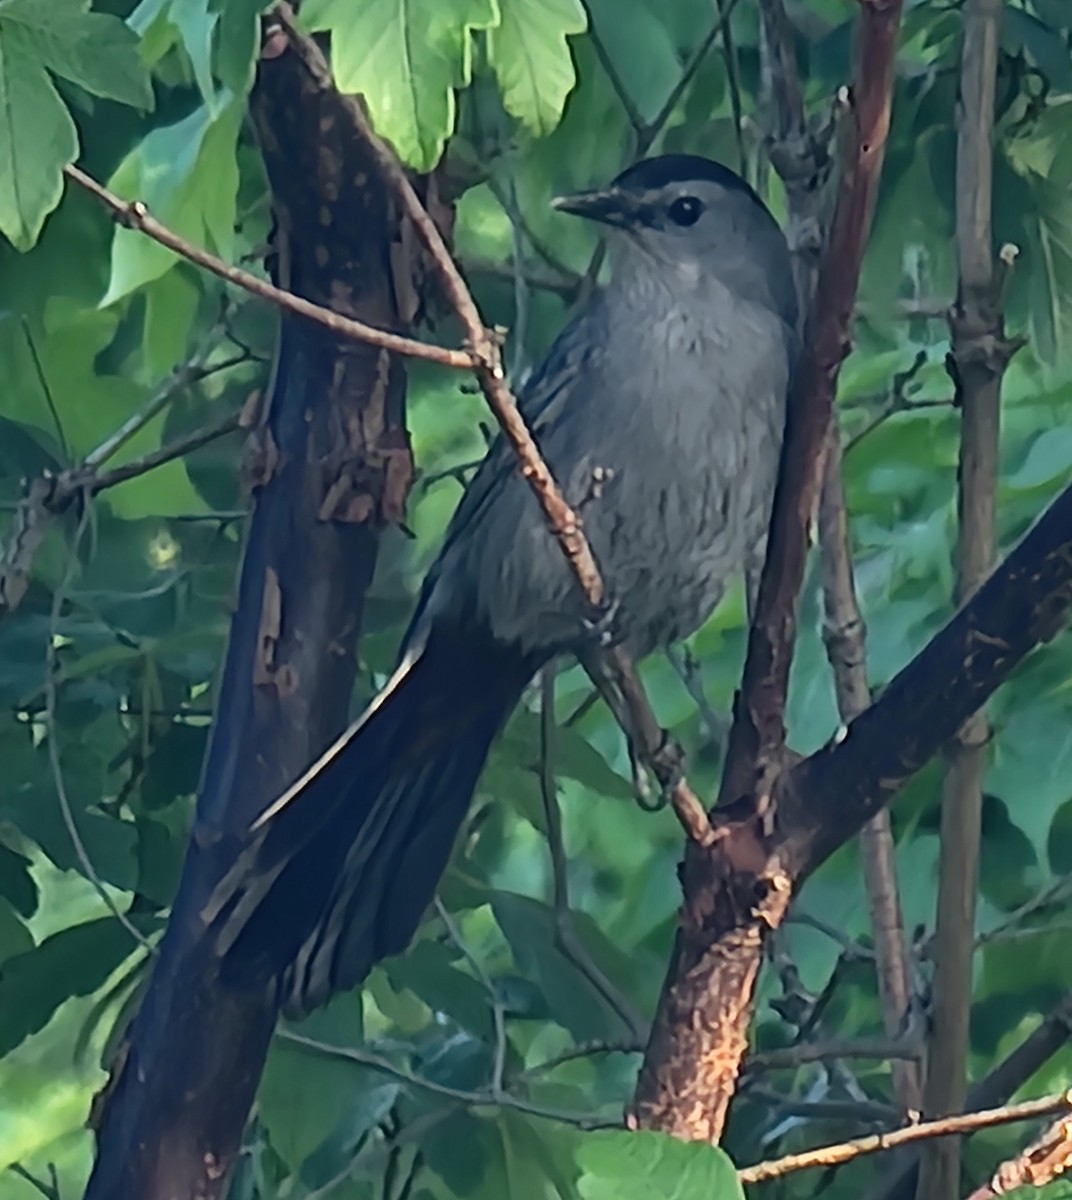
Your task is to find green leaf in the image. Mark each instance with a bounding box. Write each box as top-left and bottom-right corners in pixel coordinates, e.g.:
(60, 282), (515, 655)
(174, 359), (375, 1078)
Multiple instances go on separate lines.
(491, 891), (631, 1040)
(576, 1129), (743, 1200)
(0, 917), (145, 1055)
(427, 1110), (579, 1200)
(1005, 426), (1072, 492)
(142, 268), (202, 378)
(300, 0), (500, 170)
(0, 896), (33, 961)
(488, 0), (586, 136)
(1029, 0), (1072, 29)
(989, 702), (1072, 861)
(214, 0), (269, 93)
(384, 938), (493, 1036)
(170, 0), (220, 112)
(0, 301), (210, 518)
(579, 0), (683, 126)
(0, 11), (77, 248)
(102, 98), (242, 304)
(0, 841), (38, 918)
(0, 0), (152, 109)
(1004, 8), (1072, 90)
(260, 992), (367, 1170)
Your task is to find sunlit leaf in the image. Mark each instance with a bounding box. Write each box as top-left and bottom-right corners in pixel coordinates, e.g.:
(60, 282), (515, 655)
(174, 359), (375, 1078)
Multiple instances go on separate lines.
(300, 0), (500, 170)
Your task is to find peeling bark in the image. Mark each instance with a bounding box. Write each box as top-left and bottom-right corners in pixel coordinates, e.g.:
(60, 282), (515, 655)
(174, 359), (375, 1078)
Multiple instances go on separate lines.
(84, 41), (412, 1200)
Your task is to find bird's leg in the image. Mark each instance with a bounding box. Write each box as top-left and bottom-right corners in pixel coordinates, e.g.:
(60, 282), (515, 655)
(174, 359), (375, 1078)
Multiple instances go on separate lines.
(577, 645), (631, 728)
(578, 646), (688, 813)
(581, 594), (623, 649)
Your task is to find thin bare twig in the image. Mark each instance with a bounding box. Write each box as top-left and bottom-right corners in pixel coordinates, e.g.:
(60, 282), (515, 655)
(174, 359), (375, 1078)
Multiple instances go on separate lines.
(586, 20), (645, 136)
(920, 3), (1019, 1196)
(818, 430), (921, 1113)
(664, 645), (729, 748)
(21, 319), (70, 464)
(273, 4), (715, 848)
(45, 503), (155, 954)
(462, 255), (578, 300)
(740, 1091), (1072, 1186)
(484, 179), (579, 284)
(632, 0), (907, 1144)
(539, 668), (646, 1041)
(87, 410), (242, 494)
(843, 397), (951, 454)
(743, 1088), (897, 1124)
(745, 1034), (922, 1074)
(433, 898), (507, 1096)
(713, 0), (748, 179)
(276, 1029), (617, 1130)
(1, 408), (242, 620)
(524, 1038), (643, 1077)
(0, 333), (245, 619)
(638, 0), (747, 154)
(84, 324), (232, 469)
(7, 1163), (61, 1200)
(870, 994), (1072, 1200)
(62, 165), (474, 371)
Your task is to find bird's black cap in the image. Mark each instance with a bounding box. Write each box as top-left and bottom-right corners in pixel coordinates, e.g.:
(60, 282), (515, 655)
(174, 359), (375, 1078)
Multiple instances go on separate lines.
(612, 154), (760, 204)
(552, 154), (766, 227)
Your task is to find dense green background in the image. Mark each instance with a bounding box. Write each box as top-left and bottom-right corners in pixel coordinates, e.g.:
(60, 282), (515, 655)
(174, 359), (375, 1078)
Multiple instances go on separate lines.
(1, 0), (1072, 1196)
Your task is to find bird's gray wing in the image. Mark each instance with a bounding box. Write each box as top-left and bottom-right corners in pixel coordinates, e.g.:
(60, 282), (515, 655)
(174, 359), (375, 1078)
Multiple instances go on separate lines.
(403, 295), (608, 645)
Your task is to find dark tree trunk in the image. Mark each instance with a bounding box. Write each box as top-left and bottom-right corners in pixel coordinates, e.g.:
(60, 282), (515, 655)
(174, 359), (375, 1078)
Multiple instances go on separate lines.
(85, 42), (412, 1200)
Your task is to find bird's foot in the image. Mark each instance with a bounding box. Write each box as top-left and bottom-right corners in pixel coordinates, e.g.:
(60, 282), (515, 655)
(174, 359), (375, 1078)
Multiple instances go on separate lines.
(582, 595), (623, 649)
(631, 732), (686, 812)
(652, 732), (686, 796)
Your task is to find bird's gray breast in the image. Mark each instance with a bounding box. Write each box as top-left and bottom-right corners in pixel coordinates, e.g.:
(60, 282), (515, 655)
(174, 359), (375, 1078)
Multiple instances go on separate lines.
(417, 285), (791, 660)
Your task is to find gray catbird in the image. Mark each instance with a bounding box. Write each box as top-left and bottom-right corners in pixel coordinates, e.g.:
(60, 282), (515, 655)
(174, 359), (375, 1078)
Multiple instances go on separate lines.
(209, 154), (799, 1013)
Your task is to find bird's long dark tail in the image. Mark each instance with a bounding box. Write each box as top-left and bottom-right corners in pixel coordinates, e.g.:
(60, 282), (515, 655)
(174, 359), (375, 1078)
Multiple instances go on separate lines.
(207, 626), (536, 1015)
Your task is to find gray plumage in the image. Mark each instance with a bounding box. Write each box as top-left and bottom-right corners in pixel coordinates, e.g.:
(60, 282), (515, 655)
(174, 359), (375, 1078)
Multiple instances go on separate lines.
(207, 154), (798, 1013)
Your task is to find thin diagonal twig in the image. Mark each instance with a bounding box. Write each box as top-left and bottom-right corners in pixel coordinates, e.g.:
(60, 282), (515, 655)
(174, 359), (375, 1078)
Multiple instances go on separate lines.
(62, 165), (474, 371)
(45, 502), (156, 954)
(433, 898), (508, 1096)
(539, 667), (646, 1041)
(739, 1091), (1072, 1186)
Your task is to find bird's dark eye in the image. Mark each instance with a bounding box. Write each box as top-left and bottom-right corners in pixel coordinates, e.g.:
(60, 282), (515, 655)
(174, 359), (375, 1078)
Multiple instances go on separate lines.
(667, 196), (704, 227)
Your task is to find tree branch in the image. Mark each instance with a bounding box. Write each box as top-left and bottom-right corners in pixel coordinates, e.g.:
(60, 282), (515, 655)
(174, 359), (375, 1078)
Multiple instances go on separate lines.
(818, 430), (921, 1113)
(84, 28), (411, 1198)
(0, 337), (245, 620)
(872, 993), (1072, 1200)
(62, 164), (473, 370)
(739, 1091), (1072, 1186)
(966, 1110), (1072, 1200)
(782, 477), (1072, 870)
(629, 0), (906, 1144)
(920, 4), (1016, 1192)
(762, 0), (919, 1118)
(539, 669), (646, 1040)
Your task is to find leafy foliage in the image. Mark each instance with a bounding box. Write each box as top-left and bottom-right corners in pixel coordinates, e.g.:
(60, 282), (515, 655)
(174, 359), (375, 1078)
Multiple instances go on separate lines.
(1, 1), (1072, 1199)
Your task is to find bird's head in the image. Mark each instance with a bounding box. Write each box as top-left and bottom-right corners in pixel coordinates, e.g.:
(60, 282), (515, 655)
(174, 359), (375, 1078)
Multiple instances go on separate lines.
(552, 154), (797, 328)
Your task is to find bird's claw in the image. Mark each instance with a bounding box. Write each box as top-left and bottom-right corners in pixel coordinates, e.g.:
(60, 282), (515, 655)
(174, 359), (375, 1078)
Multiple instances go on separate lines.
(652, 734), (686, 797)
(582, 595), (623, 649)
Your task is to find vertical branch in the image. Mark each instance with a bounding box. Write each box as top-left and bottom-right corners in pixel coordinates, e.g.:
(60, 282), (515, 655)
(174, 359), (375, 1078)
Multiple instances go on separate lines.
(918, 1), (1020, 1196)
(713, 0), (748, 180)
(539, 668), (645, 1041)
(819, 433), (921, 1113)
(755, 0), (830, 310)
(84, 33), (411, 1199)
(760, 0), (917, 1114)
(631, 0), (906, 1143)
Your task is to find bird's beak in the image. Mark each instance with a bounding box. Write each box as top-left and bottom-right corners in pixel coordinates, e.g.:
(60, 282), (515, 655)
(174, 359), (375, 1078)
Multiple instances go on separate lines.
(551, 186), (637, 227)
